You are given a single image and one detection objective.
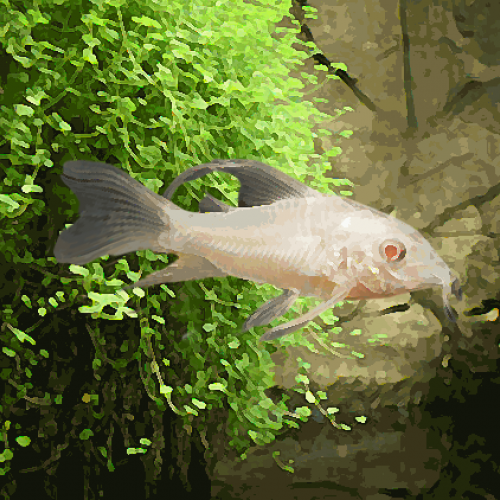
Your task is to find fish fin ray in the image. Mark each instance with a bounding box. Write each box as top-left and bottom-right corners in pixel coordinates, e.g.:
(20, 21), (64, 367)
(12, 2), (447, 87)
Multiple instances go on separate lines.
(54, 161), (174, 264)
(241, 289), (300, 332)
(162, 159), (321, 207)
(258, 284), (352, 341)
(199, 193), (238, 213)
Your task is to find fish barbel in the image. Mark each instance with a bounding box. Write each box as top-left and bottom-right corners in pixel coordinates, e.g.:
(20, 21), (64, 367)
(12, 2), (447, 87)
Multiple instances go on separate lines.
(54, 159), (462, 341)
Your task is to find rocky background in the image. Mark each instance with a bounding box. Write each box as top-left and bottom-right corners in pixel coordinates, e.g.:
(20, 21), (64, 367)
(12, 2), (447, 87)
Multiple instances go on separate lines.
(212, 1), (500, 499)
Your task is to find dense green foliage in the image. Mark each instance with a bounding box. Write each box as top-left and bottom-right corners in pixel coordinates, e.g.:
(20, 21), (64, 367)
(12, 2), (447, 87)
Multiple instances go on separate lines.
(0, 0), (352, 475)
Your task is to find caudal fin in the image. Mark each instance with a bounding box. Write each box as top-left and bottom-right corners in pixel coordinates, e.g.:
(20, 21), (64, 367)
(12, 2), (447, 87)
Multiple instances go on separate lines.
(54, 160), (173, 264)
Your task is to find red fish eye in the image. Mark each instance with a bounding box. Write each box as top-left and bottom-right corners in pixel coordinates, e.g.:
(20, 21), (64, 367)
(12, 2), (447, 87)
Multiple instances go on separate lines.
(380, 240), (406, 262)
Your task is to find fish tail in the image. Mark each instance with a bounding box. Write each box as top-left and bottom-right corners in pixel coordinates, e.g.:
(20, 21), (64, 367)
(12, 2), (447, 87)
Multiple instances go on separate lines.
(54, 160), (178, 265)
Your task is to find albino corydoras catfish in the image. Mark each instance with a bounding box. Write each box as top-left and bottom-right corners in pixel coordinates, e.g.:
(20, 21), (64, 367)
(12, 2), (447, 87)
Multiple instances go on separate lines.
(54, 159), (462, 341)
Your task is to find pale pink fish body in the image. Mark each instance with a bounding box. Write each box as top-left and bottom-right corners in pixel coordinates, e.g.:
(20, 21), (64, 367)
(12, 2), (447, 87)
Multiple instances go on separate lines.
(168, 197), (337, 298)
(54, 159), (462, 341)
(169, 196), (454, 301)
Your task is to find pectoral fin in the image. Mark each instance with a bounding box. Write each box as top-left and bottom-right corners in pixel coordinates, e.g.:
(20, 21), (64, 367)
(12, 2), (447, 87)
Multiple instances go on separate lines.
(258, 284), (352, 342)
(242, 289), (300, 332)
(123, 253), (227, 289)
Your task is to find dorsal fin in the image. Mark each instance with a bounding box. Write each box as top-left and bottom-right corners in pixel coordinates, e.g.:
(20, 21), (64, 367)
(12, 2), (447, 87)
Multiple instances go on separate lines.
(162, 159), (321, 208)
(198, 193), (238, 213)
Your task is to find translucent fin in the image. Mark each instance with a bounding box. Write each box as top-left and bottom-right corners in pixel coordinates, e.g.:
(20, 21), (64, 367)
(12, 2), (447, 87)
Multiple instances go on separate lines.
(162, 159), (321, 207)
(54, 160), (173, 264)
(198, 193), (238, 213)
(241, 289), (300, 332)
(259, 284), (352, 341)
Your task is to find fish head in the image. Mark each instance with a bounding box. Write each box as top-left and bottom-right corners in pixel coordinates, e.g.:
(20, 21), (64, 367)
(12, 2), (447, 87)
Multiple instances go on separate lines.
(372, 221), (462, 321)
(336, 212), (462, 321)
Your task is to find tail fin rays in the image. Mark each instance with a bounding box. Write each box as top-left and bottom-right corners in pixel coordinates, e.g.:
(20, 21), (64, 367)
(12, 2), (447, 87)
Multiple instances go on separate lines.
(54, 161), (173, 265)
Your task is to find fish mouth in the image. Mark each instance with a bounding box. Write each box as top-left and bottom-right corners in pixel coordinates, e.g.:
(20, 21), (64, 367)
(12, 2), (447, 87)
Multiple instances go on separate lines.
(443, 276), (463, 322)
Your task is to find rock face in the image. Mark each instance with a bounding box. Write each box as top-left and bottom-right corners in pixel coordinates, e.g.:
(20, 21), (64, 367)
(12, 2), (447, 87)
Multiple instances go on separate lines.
(212, 1), (500, 499)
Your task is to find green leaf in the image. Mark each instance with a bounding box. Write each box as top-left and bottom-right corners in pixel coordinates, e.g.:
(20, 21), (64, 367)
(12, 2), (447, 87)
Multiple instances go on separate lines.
(1, 449), (14, 461)
(15, 436), (31, 447)
(14, 104), (34, 116)
(6, 324), (35, 345)
(79, 429), (94, 440)
(132, 16), (162, 29)
(69, 265), (89, 276)
(294, 406), (311, 417)
(83, 47), (97, 65)
(192, 398), (207, 409)
(208, 382), (226, 392)
(190, 95), (208, 109)
(316, 391), (327, 400)
(82, 34), (101, 48)
(28, 9), (49, 25)
(305, 391), (316, 403)
(21, 184), (43, 193)
(160, 385), (173, 395)
(59, 121), (71, 131)
(2, 348), (16, 358)
(0, 195), (20, 210)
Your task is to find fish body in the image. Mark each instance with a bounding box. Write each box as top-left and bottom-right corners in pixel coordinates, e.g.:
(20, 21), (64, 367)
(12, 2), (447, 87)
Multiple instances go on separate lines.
(54, 159), (462, 341)
(170, 198), (443, 299)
